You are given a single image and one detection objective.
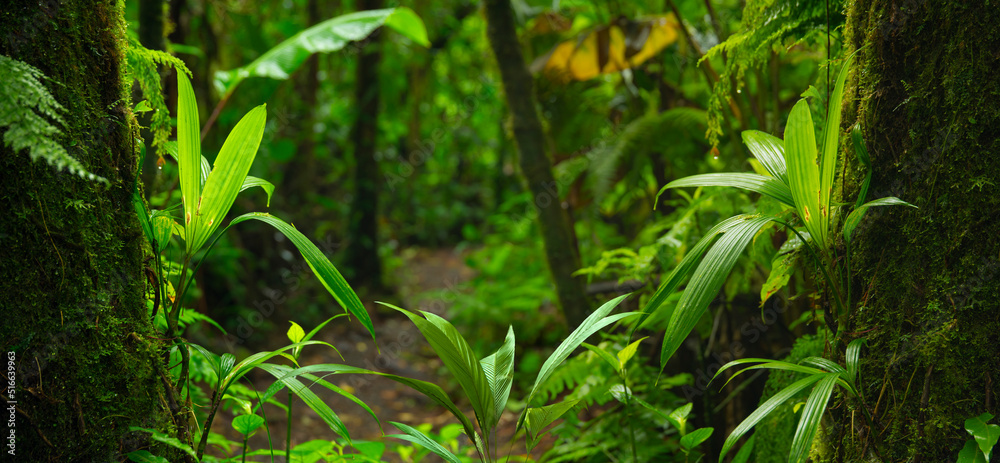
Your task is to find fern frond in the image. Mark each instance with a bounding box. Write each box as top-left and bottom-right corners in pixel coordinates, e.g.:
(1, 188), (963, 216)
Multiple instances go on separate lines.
(702, 0), (844, 146)
(124, 35), (191, 157)
(0, 55), (106, 182)
(589, 108), (707, 203)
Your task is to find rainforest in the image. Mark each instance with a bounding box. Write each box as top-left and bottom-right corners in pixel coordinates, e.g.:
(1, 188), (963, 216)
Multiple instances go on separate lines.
(1, 0), (998, 462)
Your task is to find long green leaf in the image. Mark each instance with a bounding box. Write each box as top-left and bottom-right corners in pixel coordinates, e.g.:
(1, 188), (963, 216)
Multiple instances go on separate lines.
(191, 104), (266, 252)
(788, 373), (838, 463)
(214, 8), (428, 96)
(658, 173), (795, 207)
(176, 72), (202, 254)
(257, 363), (380, 432)
(480, 326), (516, 429)
(845, 338), (866, 386)
(388, 422), (462, 463)
(523, 295), (636, 416)
(660, 215), (775, 368)
(718, 374), (827, 462)
(742, 130), (788, 183)
(785, 99), (824, 249)
(230, 213), (373, 340)
(222, 340), (330, 390)
(256, 363), (352, 443)
(818, 54), (857, 243)
(317, 364), (479, 445)
(637, 215), (750, 332)
(842, 197), (916, 244)
(380, 304), (493, 433)
(130, 427), (199, 461)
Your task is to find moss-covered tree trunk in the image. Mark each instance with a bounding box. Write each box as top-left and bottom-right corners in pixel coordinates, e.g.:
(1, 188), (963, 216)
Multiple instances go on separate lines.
(0, 1), (175, 461)
(835, 1), (1000, 460)
(483, 0), (591, 328)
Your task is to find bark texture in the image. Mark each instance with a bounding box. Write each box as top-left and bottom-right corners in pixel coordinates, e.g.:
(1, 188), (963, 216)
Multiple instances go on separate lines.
(834, 0), (1000, 460)
(483, 0), (591, 327)
(345, 0), (385, 289)
(0, 1), (174, 460)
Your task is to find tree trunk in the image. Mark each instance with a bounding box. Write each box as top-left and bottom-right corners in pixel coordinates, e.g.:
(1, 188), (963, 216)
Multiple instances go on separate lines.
(483, 0), (592, 327)
(345, 0), (385, 290)
(0, 1), (176, 461)
(836, 1), (1000, 460)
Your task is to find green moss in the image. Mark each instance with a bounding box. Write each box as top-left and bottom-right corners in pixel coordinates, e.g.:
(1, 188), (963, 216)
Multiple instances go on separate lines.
(0, 0), (179, 460)
(828, 0), (1000, 460)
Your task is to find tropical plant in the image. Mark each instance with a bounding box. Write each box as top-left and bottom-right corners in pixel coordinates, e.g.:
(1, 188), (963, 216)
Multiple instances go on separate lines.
(330, 295), (639, 463)
(957, 413), (1000, 463)
(637, 51), (915, 373)
(713, 338), (870, 462)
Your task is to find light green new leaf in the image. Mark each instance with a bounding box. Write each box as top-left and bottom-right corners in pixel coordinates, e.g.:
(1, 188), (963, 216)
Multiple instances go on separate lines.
(176, 72), (202, 253)
(151, 215), (176, 253)
(819, 54), (857, 234)
(230, 213), (372, 340)
(742, 130), (788, 183)
(669, 403), (693, 435)
(480, 326), (516, 429)
(680, 427), (713, 451)
(661, 216), (775, 368)
(388, 422), (462, 463)
(658, 173), (795, 208)
(525, 399), (581, 452)
(523, 294), (637, 416)
(616, 336), (648, 369)
(214, 8), (428, 96)
(287, 321), (305, 344)
(192, 104), (266, 252)
(842, 197), (916, 244)
(232, 414), (265, 436)
(240, 176), (275, 207)
(718, 374), (827, 462)
(785, 99), (825, 249)
(789, 373), (839, 463)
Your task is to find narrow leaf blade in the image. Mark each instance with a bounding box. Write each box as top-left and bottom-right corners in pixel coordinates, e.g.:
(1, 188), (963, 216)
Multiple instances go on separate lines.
(660, 173), (795, 207)
(742, 130), (787, 183)
(788, 373), (839, 463)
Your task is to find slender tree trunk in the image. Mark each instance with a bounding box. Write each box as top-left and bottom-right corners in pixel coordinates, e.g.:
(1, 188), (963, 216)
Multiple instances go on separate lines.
(345, 0), (385, 289)
(483, 0), (591, 327)
(0, 1), (176, 460)
(833, 1), (1000, 460)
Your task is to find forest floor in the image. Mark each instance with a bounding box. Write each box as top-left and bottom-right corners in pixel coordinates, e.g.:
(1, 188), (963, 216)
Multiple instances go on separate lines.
(206, 248), (553, 462)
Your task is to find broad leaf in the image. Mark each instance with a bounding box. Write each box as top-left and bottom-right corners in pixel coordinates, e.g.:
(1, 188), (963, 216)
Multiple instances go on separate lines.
(965, 413), (1000, 462)
(388, 422), (462, 463)
(742, 130), (787, 183)
(176, 72), (202, 254)
(680, 427), (713, 451)
(287, 321), (305, 344)
(660, 215), (775, 368)
(232, 414), (265, 436)
(129, 427), (198, 461)
(480, 326), (516, 429)
(190, 104), (266, 252)
(230, 213), (373, 340)
(788, 373), (838, 463)
(214, 8), (428, 96)
(785, 99), (825, 250)
(125, 450), (170, 463)
(380, 304), (493, 433)
(842, 197), (916, 244)
(658, 173), (795, 207)
(819, 53), (857, 239)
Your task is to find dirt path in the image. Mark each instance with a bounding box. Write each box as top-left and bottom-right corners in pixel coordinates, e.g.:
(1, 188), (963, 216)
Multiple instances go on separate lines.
(209, 248), (489, 461)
